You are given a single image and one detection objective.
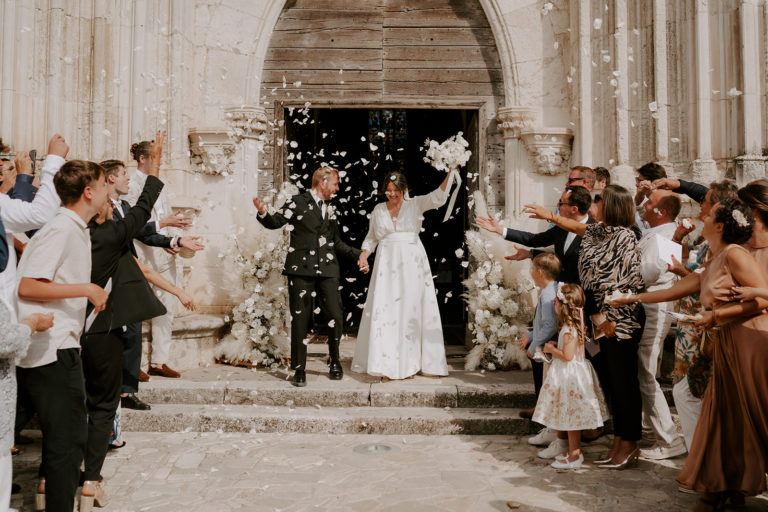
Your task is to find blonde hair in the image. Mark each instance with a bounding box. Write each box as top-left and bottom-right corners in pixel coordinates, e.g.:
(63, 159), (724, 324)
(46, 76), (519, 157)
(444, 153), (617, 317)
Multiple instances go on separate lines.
(532, 253), (561, 281)
(555, 283), (586, 346)
(311, 166), (338, 187)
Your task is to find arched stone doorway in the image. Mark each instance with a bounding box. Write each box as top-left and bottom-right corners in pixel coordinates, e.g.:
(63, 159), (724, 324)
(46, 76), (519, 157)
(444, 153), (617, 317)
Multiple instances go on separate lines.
(251, 0), (510, 344)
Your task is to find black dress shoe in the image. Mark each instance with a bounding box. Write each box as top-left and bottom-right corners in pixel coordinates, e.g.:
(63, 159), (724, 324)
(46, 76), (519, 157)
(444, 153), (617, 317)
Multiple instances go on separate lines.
(11, 483), (20, 494)
(292, 370), (307, 387)
(121, 394), (151, 410)
(329, 361), (343, 380)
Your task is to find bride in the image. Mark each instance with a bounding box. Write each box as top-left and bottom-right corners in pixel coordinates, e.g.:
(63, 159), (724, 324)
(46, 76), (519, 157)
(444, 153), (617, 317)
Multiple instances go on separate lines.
(351, 170), (453, 380)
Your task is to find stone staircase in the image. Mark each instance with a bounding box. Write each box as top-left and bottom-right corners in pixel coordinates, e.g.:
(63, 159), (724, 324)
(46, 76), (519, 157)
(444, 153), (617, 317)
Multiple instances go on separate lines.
(124, 340), (676, 436)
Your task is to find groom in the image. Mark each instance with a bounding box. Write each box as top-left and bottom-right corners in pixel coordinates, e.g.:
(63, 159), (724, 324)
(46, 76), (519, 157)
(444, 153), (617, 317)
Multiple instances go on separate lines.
(253, 166), (362, 387)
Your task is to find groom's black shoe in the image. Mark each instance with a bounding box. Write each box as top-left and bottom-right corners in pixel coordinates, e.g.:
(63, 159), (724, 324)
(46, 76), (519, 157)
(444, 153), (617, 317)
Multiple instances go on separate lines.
(329, 361), (343, 380)
(292, 369), (307, 387)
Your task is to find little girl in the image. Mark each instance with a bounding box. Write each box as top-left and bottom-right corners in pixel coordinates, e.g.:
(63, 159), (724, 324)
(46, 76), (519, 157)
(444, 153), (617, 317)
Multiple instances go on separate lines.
(532, 283), (608, 469)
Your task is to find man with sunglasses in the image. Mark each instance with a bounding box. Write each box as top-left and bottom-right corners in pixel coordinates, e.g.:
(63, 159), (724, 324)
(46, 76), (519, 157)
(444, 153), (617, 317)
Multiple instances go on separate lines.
(566, 166), (596, 191)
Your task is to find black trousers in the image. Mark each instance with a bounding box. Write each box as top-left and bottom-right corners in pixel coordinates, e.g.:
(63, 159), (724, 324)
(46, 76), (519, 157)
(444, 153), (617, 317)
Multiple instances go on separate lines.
(288, 276), (343, 370)
(600, 326), (644, 442)
(81, 330), (123, 481)
(17, 349), (87, 512)
(120, 322), (142, 394)
(531, 359), (544, 398)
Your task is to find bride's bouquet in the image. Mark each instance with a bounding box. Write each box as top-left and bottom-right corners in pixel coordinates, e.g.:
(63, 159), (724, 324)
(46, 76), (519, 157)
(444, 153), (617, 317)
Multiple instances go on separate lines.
(422, 132), (471, 221)
(423, 132), (472, 171)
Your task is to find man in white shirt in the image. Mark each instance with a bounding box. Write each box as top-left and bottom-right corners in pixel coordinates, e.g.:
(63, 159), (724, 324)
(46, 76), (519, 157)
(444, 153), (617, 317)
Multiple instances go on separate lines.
(0, 135), (68, 308)
(636, 189), (687, 460)
(16, 159), (109, 512)
(123, 138), (191, 378)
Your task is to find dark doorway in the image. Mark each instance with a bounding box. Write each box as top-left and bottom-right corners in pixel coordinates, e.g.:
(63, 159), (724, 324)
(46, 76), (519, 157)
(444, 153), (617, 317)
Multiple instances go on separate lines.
(282, 107), (475, 345)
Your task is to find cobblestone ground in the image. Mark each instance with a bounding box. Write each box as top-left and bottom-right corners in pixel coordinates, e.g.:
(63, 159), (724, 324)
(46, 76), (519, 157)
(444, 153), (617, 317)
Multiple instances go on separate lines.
(11, 432), (768, 511)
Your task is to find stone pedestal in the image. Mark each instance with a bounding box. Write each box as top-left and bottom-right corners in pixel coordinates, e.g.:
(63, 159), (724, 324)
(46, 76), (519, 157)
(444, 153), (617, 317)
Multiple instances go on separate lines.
(692, 159), (719, 187)
(610, 164), (637, 191)
(142, 313), (228, 372)
(735, 155), (767, 186)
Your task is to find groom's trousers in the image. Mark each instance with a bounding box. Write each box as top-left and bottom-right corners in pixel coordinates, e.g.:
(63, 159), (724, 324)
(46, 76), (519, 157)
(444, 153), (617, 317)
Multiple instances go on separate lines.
(288, 276), (343, 370)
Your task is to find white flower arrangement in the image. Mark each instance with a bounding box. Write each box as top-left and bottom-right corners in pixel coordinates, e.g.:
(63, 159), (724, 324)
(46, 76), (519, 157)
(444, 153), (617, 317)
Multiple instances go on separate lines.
(422, 132), (472, 172)
(463, 192), (535, 371)
(214, 183), (298, 368)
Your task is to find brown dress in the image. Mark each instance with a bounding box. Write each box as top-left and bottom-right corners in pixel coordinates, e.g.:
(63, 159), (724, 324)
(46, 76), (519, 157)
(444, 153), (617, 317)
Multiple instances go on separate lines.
(677, 244), (768, 495)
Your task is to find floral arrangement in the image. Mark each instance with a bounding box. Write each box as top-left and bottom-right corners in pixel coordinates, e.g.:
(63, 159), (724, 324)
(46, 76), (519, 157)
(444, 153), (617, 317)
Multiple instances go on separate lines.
(423, 132), (472, 172)
(214, 184), (297, 368)
(463, 192), (536, 371)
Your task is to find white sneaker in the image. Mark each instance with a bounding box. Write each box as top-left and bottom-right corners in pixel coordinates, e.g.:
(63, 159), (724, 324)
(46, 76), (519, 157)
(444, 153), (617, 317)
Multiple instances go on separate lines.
(538, 439), (568, 459)
(528, 428), (558, 446)
(551, 453), (583, 469)
(640, 439), (688, 460)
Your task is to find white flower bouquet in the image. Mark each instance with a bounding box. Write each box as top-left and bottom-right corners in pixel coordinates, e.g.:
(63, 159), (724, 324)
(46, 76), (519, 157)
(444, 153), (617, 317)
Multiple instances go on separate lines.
(423, 132), (472, 172)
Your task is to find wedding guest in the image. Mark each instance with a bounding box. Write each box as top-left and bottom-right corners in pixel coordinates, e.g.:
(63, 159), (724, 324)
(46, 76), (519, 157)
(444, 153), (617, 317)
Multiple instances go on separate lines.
(0, 159), (15, 194)
(593, 167), (611, 192)
(7, 151), (38, 202)
(634, 162), (667, 210)
(635, 190), (687, 460)
(525, 184), (645, 470)
(254, 166), (362, 387)
(15, 160), (109, 512)
(0, 135), (68, 308)
(565, 166), (595, 191)
(352, 170), (453, 381)
(101, 158), (203, 409)
(612, 198), (768, 510)
(124, 139), (192, 378)
(0, 297), (52, 511)
(521, 253), (559, 447)
(476, 186), (592, 285)
(532, 283), (608, 469)
(667, 180), (737, 452)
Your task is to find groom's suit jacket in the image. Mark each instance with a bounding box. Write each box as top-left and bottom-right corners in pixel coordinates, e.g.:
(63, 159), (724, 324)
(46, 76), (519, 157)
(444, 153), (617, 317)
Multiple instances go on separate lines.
(258, 192), (360, 278)
(504, 217), (594, 285)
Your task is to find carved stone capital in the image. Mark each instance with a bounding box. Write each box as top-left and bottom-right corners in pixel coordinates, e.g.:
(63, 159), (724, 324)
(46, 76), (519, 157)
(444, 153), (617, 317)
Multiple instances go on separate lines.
(520, 129), (574, 176)
(224, 106), (268, 141)
(496, 107), (537, 138)
(188, 129), (237, 176)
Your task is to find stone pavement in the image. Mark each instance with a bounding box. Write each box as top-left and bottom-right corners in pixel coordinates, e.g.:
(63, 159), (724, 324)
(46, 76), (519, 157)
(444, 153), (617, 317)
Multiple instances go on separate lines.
(12, 431), (768, 512)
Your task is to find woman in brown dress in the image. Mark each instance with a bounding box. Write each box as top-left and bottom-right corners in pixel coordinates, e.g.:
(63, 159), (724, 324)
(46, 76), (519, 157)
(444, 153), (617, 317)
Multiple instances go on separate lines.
(738, 179), (768, 268)
(612, 197), (768, 510)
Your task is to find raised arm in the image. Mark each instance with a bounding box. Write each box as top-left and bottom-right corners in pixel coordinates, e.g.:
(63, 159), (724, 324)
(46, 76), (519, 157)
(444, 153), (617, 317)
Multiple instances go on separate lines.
(0, 135), (68, 232)
(412, 170), (454, 213)
(523, 204), (588, 237)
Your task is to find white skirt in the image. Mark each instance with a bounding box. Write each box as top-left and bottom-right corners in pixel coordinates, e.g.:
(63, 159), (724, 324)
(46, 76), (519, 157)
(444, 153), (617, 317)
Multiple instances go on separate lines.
(352, 232), (449, 379)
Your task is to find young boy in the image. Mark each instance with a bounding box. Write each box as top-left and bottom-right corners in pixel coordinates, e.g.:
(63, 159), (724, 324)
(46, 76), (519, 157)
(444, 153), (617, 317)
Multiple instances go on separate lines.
(517, 253), (560, 447)
(15, 160), (109, 512)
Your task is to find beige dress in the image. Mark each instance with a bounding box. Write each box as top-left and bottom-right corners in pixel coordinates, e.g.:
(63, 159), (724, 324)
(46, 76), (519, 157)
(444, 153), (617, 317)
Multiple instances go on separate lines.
(677, 244), (768, 495)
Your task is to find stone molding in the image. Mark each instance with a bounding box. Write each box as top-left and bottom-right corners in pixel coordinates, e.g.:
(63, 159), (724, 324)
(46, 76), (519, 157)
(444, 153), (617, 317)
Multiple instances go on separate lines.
(735, 154), (768, 185)
(224, 106), (269, 141)
(496, 107), (537, 139)
(188, 129), (237, 176)
(520, 129), (574, 176)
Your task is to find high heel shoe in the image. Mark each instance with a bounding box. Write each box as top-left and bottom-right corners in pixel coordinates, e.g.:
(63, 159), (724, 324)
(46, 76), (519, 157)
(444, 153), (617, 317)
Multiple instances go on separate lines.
(34, 477), (45, 511)
(594, 452), (614, 465)
(80, 480), (107, 511)
(598, 448), (639, 470)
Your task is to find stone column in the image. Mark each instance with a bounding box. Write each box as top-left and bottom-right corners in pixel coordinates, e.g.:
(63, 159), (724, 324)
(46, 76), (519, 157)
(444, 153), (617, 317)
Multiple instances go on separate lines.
(90, 0), (109, 160)
(693, 0), (718, 184)
(496, 107), (536, 219)
(735, 0), (766, 184)
(611, 0), (634, 187)
(130, 0), (148, 143)
(224, 106), (269, 199)
(0, 0), (16, 146)
(577, 0), (593, 166)
(653, 0), (670, 165)
(168, 0), (187, 168)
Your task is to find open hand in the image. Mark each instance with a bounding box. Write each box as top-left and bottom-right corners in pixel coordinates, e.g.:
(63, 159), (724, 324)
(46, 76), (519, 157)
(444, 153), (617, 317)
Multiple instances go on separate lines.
(522, 203), (551, 221)
(179, 236), (205, 252)
(159, 212), (192, 229)
(651, 177), (681, 191)
(149, 130), (166, 172)
(505, 246), (532, 261)
(47, 134), (69, 158)
(252, 197), (267, 216)
(475, 215), (503, 235)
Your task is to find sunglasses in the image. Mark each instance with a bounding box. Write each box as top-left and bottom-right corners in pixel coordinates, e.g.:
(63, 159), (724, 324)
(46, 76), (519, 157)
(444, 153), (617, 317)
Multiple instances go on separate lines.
(592, 194), (602, 203)
(557, 200), (572, 208)
(567, 176), (583, 184)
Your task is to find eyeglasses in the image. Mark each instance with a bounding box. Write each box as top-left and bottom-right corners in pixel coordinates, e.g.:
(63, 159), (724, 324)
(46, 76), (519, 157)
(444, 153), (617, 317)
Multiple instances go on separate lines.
(567, 176), (583, 184)
(557, 201), (571, 208)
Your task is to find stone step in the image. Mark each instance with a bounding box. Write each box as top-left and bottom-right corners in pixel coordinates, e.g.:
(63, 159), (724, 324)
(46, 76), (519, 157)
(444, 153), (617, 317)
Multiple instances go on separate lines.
(121, 404), (537, 435)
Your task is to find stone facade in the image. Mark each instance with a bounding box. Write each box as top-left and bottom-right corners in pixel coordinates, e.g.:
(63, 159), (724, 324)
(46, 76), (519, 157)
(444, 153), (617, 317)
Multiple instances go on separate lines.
(0, 0), (766, 315)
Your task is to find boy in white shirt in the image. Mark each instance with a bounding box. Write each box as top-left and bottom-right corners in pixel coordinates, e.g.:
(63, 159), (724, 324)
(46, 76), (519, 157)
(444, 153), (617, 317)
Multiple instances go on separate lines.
(15, 160), (109, 512)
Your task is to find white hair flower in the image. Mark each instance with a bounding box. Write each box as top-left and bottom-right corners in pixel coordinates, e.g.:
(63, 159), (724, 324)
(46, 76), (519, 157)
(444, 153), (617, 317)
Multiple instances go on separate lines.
(732, 209), (749, 228)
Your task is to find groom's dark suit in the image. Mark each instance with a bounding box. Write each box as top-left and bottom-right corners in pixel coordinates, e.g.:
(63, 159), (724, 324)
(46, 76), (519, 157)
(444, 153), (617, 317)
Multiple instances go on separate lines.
(258, 191), (360, 371)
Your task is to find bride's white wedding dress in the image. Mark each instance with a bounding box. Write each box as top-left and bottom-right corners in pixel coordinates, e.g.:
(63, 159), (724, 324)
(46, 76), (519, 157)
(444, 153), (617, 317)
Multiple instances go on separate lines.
(351, 186), (450, 379)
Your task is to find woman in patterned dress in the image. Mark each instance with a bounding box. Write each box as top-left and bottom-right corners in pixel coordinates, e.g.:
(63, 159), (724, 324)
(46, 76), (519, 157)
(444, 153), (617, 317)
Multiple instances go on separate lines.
(525, 184), (646, 469)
